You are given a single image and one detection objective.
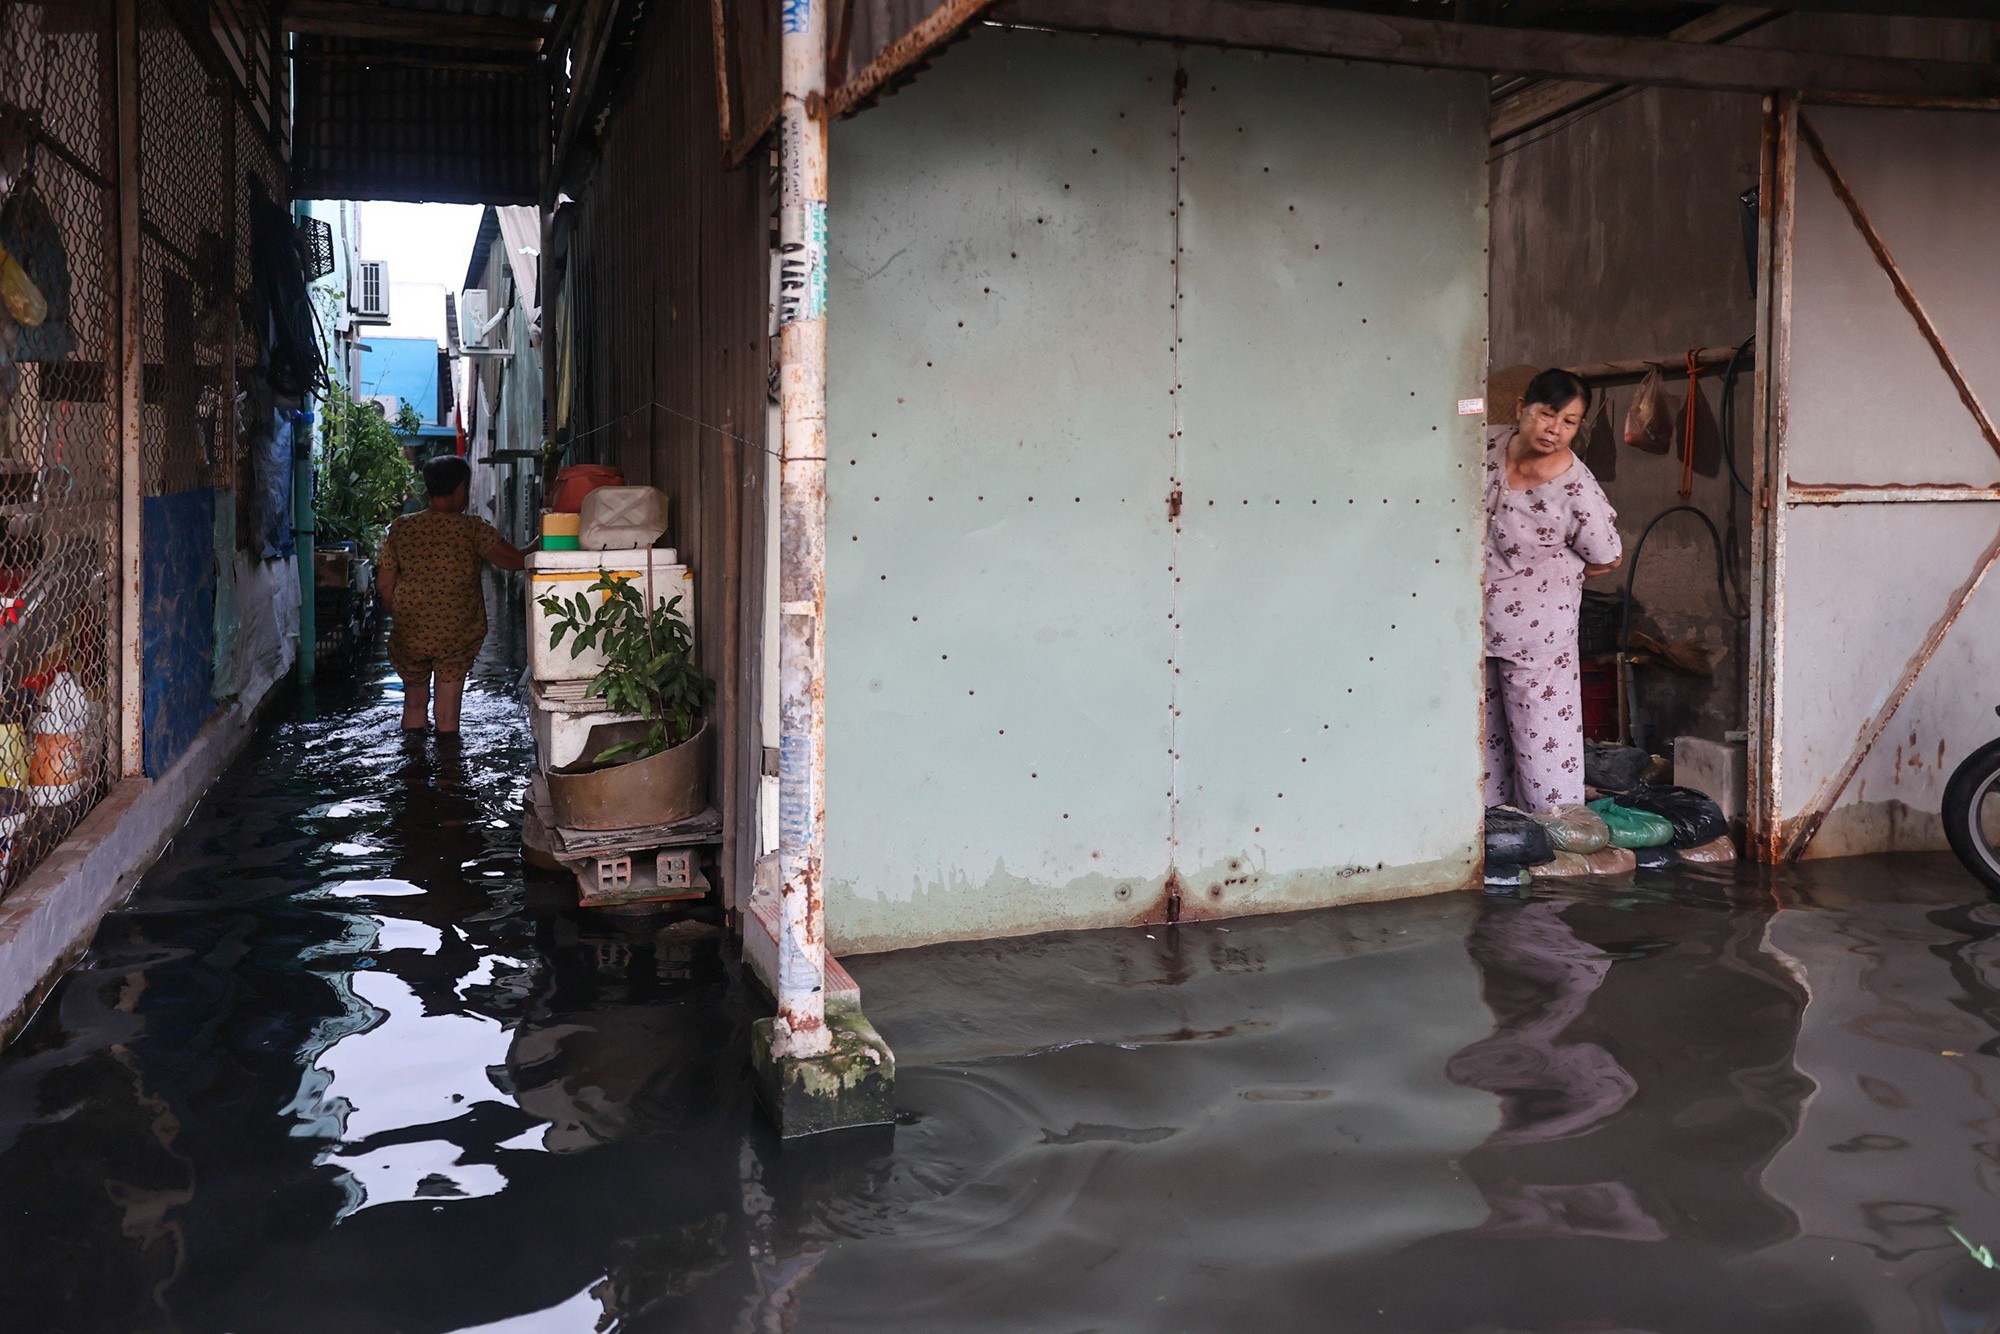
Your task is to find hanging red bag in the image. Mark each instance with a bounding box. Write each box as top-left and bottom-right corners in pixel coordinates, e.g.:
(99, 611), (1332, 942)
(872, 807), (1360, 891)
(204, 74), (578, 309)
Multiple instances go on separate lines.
(1622, 367), (1674, 454)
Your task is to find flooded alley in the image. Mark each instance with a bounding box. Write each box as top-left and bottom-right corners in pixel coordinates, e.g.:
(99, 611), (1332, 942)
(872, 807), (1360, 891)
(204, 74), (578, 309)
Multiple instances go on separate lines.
(0, 657), (1995, 1330)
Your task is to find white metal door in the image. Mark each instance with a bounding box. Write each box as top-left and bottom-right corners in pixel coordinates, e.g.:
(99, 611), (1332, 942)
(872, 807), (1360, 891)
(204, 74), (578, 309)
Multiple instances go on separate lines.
(1756, 98), (2000, 861)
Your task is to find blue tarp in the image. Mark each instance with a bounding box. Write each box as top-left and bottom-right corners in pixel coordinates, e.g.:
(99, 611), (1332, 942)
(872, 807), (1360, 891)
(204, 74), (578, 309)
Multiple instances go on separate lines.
(144, 488), (217, 777)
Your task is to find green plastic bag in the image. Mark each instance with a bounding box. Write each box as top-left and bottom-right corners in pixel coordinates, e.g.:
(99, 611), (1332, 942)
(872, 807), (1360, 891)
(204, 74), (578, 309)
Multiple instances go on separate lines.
(1532, 803), (1610, 854)
(1588, 797), (1675, 850)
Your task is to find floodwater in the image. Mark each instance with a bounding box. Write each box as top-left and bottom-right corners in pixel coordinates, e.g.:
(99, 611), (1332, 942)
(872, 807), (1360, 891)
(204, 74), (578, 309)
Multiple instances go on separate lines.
(4, 661), (2000, 1331)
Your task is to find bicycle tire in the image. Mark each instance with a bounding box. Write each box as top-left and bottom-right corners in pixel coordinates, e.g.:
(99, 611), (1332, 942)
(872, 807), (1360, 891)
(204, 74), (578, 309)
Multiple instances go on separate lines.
(1942, 736), (2000, 895)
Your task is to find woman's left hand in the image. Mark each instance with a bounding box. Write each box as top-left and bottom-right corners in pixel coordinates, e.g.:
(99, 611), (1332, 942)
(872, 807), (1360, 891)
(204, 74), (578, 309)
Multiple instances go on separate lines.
(1584, 557), (1624, 578)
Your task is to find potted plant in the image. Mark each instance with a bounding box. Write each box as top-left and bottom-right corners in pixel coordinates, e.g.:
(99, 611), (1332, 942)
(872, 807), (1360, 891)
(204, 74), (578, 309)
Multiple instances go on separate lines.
(536, 572), (714, 831)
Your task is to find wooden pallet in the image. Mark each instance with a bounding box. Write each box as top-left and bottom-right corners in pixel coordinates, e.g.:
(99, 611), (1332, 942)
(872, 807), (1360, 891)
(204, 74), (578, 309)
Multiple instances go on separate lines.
(525, 774), (723, 908)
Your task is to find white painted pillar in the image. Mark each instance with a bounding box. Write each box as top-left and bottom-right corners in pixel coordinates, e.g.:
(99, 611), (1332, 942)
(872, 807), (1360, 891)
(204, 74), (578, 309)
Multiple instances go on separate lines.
(773, 0), (832, 1060)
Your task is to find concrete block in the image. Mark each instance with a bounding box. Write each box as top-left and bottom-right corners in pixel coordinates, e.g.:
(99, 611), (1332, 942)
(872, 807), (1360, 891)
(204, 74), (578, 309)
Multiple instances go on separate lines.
(751, 1007), (896, 1139)
(1675, 736), (1746, 824)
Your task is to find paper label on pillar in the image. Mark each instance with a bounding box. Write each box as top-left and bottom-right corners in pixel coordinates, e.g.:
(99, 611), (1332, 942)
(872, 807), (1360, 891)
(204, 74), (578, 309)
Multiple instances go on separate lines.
(1457, 398), (1485, 416)
(781, 0), (811, 35)
(779, 202), (828, 326)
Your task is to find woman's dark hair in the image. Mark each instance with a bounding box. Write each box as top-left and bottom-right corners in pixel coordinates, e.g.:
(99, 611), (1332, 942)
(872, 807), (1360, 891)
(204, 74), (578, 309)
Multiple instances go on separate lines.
(423, 454), (472, 498)
(1522, 367), (1591, 416)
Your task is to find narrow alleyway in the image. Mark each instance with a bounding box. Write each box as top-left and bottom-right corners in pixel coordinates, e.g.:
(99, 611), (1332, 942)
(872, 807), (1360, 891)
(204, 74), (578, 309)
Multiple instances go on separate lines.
(4, 647), (2000, 1329)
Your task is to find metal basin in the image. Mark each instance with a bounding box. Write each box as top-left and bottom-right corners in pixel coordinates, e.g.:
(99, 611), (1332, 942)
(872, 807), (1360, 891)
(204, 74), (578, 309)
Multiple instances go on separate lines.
(545, 720), (707, 831)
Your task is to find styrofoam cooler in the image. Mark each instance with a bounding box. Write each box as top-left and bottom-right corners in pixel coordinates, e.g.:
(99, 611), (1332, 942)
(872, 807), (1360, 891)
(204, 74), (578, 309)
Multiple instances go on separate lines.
(530, 679), (647, 771)
(527, 547), (693, 683)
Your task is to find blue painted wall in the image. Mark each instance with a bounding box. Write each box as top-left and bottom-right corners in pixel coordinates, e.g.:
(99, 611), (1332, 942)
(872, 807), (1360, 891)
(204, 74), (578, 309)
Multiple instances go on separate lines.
(357, 336), (454, 440)
(144, 489), (217, 777)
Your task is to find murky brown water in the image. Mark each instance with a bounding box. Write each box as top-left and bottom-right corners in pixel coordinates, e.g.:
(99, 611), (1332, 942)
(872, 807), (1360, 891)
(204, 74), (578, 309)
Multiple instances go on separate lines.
(2, 656), (2000, 1331)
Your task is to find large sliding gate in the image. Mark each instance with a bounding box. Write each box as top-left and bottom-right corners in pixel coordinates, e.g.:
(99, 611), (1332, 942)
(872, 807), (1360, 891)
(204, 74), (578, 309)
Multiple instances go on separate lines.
(825, 29), (1490, 951)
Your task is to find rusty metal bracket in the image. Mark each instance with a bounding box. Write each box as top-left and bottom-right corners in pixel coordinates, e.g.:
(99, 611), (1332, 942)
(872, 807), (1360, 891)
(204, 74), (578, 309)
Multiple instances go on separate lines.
(1797, 113), (2000, 462)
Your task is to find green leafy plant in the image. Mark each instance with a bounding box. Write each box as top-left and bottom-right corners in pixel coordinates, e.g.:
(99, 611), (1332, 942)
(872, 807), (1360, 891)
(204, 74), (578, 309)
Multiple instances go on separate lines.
(315, 382), (420, 558)
(539, 575), (713, 764)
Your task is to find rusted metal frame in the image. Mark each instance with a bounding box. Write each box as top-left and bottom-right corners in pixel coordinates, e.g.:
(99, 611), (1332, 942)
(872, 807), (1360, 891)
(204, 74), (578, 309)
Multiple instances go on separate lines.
(1797, 113), (2000, 462)
(1805, 91), (2000, 112)
(283, 0), (550, 52)
(1489, 6), (1779, 144)
(1783, 527), (2000, 862)
(114, 0), (144, 779)
(27, 114), (115, 192)
(1566, 346), (1749, 385)
(827, 0), (855, 87)
(1747, 92), (1794, 863)
(827, 0), (1001, 119)
(708, 0), (733, 147)
(995, 0), (2000, 100)
(773, 0), (830, 1061)
(1773, 111), (2000, 860)
(1787, 483), (2000, 504)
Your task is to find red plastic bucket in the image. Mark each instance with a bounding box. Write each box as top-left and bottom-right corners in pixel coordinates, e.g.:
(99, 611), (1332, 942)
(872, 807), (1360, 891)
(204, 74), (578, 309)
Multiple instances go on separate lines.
(548, 464), (624, 514)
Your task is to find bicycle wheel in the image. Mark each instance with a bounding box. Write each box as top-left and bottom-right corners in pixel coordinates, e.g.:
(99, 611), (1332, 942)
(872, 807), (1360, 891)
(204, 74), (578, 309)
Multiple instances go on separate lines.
(1942, 737), (2000, 895)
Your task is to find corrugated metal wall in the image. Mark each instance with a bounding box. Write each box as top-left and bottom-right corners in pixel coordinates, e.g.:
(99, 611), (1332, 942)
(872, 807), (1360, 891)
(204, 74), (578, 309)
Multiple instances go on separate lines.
(291, 35), (543, 205)
(556, 0), (771, 907)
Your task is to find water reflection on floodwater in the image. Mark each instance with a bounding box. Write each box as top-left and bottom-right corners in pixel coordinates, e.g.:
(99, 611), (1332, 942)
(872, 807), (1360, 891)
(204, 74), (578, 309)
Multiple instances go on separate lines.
(2, 659), (2000, 1330)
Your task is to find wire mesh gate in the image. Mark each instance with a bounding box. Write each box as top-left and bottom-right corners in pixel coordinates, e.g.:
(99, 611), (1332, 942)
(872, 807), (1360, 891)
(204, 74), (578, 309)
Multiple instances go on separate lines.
(0, 0), (282, 897)
(0, 0), (122, 890)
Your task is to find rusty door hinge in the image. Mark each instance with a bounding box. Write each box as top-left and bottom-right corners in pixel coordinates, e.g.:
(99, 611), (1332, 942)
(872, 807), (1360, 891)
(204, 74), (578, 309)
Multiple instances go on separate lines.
(1168, 488), (1183, 520)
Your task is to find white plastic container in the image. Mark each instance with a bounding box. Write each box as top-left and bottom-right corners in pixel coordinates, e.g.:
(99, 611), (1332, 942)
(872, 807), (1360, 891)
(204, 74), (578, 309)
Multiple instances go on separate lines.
(579, 486), (669, 551)
(27, 670), (88, 807)
(527, 547), (693, 684)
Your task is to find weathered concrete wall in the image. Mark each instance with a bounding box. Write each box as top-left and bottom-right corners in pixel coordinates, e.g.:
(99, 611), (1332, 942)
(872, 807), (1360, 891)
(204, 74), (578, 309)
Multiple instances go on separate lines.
(1489, 85), (1761, 749)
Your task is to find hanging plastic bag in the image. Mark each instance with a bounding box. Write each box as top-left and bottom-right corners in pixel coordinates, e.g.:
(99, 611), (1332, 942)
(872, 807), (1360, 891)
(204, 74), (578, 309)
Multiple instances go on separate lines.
(1485, 805), (1555, 867)
(1588, 797), (1675, 849)
(1619, 783), (1729, 849)
(0, 183), (72, 361)
(0, 238), (45, 329)
(1622, 367), (1675, 454)
(1532, 803), (1611, 854)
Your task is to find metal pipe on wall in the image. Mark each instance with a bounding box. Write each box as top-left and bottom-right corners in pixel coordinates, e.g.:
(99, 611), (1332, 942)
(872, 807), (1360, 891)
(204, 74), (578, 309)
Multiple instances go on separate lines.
(114, 0), (144, 779)
(773, 0), (832, 1060)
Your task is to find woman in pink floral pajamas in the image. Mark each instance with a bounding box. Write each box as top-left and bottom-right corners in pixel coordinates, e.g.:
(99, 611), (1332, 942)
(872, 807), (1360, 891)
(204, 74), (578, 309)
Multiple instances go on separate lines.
(1484, 369), (1622, 811)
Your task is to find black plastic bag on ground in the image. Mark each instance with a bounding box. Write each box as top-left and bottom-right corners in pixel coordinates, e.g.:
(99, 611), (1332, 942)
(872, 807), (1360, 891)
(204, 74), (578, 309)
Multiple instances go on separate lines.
(1585, 742), (1652, 793)
(1486, 806), (1554, 867)
(1620, 782), (1729, 849)
(1633, 843), (1681, 872)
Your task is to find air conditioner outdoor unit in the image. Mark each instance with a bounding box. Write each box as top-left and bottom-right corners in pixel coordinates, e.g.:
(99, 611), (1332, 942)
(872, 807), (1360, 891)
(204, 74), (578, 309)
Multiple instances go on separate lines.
(365, 395), (400, 419)
(456, 288), (512, 357)
(458, 288), (490, 347)
(353, 260), (390, 319)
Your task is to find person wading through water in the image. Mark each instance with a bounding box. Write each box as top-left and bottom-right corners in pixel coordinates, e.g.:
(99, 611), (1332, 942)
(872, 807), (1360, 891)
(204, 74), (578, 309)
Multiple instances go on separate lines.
(1483, 368), (1623, 810)
(377, 455), (534, 734)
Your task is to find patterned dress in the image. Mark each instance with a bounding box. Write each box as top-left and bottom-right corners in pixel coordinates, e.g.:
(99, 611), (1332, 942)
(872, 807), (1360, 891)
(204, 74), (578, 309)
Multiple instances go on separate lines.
(380, 510), (502, 680)
(1483, 425), (1621, 810)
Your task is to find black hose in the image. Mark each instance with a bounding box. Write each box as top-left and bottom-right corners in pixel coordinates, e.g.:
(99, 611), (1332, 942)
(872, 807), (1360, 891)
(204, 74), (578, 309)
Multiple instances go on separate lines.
(1717, 333), (1755, 498)
(1619, 503), (1750, 658)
